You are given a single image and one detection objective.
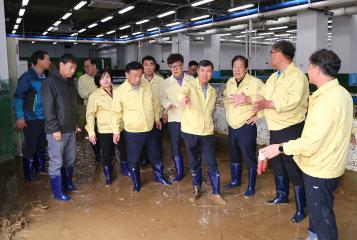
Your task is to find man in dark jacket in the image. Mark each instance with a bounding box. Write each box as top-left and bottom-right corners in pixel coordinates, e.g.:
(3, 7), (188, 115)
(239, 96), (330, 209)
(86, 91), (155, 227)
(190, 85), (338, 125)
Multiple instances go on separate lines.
(13, 50), (51, 181)
(42, 53), (77, 201)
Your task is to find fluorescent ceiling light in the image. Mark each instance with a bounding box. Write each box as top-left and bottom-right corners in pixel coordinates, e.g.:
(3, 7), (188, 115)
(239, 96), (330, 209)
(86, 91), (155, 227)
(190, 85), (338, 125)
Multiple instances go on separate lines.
(31, 41), (35, 44)
(268, 26), (288, 31)
(47, 26), (54, 31)
(74, 1), (87, 10)
(147, 27), (159, 31)
(53, 42), (57, 45)
(275, 33), (290, 37)
(192, 0), (214, 7)
(132, 31), (142, 35)
(220, 33), (231, 36)
(241, 29), (257, 34)
(234, 35), (245, 38)
(328, 20), (332, 24)
(70, 33), (78, 36)
(22, 0), (30, 7)
(62, 13), (72, 20)
(286, 29), (297, 33)
(16, 18), (22, 24)
(53, 21), (61, 26)
(120, 25), (130, 30)
(106, 30), (115, 34)
(328, 25), (332, 29)
(136, 19), (149, 25)
(73, 42), (78, 45)
(19, 9), (26, 16)
(12, 30), (16, 34)
(190, 15), (210, 21)
(22, 0), (29, 6)
(228, 4), (254, 12)
(120, 35), (128, 38)
(96, 34), (104, 37)
(258, 32), (274, 36)
(166, 21), (181, 27)
(101, 16), (113, 22)
(42, 31), (48, 35)
(78, 28), (86, 33)
(265, 37), (279, 41)
(88, 23), (98, 28)
(252, 36), (264, 39)
(14, 25), (19, 30)
(119, 5), (135, 14)
(288, 36), (296, 39)
(157, 10), (175, 18)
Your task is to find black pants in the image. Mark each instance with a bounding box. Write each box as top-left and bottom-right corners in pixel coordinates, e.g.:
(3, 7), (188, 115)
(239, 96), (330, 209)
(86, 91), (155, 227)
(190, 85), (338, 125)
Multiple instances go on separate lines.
(182, 132), (217, 172)
(97, 133), (115, 167)
(228, 124), (257, 168)
(303, 173), (339, 240)
(142, 120), (164, 162)
(167, 122), (183, 157)
(269, 121), (304, 186)
(124, 130), (162, 169)
(23, 119), (46, 158)
(117, 131), (127, 162)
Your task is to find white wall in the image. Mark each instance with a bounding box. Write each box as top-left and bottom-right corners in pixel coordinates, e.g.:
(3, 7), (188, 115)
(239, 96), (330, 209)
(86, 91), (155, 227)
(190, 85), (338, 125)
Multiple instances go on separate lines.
(19, 42), (94, 58)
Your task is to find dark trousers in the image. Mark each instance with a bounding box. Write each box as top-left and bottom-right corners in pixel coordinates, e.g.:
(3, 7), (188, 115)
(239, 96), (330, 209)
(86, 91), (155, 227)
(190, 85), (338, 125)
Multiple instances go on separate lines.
(182, 132), (217, 172)
(23, 119), (46, 158)
(117, 131), (127, 162)
(97, 133), (115, 167)
(303, 173), (339, 240)
(124, 130), (162, 169)
(270, 121), (304, 186)
(167, 122), (183, 157)
(228, 124), (257, 168)
(142, 120), (164, 163)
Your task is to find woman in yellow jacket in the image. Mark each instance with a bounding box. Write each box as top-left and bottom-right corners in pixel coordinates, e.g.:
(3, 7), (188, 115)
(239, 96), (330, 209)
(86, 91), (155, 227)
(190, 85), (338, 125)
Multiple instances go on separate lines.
(85, 69), (116, 185)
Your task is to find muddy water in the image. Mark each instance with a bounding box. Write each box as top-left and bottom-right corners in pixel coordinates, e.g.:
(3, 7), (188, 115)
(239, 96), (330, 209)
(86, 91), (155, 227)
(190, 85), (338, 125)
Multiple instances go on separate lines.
(1, 135), (357, 240)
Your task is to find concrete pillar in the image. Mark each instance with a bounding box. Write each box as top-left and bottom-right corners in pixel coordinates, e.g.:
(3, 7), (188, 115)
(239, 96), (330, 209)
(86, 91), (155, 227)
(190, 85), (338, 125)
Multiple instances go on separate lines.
(296, 10), (328, 72)
(172, 33), (190, 70)
(203, 34), (221, 77)
(331, 15), (357, 73)
(124, 43), (138, 63)
(0, 0), (9, 85)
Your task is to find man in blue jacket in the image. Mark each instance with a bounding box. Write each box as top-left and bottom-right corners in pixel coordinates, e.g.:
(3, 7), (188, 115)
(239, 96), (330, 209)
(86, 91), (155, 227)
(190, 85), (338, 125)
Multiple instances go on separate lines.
(13, 50), (51, 181)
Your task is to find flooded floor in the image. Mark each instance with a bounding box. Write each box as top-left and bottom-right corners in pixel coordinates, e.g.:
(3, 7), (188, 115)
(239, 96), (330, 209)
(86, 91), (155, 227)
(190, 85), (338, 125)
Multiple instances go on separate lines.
(1, 134), (357, 240)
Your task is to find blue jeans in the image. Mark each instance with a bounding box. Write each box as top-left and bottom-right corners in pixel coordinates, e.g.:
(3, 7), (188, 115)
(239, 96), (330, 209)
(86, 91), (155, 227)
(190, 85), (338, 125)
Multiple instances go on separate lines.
(46, 132), (76, 176)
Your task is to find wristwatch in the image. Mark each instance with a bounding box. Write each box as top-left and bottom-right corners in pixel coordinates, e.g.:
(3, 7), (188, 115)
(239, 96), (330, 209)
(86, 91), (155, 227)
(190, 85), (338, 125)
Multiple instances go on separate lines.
(278, 145), (284, 153)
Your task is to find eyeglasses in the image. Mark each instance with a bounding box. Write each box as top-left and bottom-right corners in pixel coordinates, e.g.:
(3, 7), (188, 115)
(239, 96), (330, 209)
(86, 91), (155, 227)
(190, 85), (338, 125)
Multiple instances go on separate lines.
(169, 64), (182, 69)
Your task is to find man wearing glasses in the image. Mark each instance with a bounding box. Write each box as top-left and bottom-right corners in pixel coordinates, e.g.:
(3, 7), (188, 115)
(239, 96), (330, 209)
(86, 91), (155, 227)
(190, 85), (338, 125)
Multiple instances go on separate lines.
(252, 40), (310, 223)
(78, 58), (101, 163)
(160, 53), (195, 182)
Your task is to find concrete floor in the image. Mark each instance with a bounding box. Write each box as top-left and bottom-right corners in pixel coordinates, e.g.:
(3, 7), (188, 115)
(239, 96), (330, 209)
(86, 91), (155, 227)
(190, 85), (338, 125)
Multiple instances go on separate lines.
(0, 134), (356, 240)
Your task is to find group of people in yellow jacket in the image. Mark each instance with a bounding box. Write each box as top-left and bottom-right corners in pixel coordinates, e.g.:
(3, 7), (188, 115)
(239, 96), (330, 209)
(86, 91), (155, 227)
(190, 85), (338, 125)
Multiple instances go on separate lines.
(80, 40), (353, 240)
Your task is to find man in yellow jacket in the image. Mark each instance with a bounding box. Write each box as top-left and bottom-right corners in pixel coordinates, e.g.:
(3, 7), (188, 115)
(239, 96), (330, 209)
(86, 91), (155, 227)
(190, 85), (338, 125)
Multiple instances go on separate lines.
(141, 55), (165, 166)
(179, 60), (226, 205)
(252, 40), (310, 223)
(261, 49), (353, 240)
(111, 61), (171, 192)
(78, 58), (101, 162)
(223, 55), (264, 197)
(161, 53), (195, 181)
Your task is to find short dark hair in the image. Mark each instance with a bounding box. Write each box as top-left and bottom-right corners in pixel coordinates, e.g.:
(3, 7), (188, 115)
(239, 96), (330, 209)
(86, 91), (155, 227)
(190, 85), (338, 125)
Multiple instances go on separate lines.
(83, 57), (96, 65)
(231, 55), (248, 68)
(94, 69), (112, 87)
(167, 53), (184, 65)
(309, 49), (341, 78)
(188, 60), (198, 67)
(31, 50), (48, 65)
(142, 55), (156, 64)
(272, 40), (295, 60)
(59, 53), (77, 64)
(125, 61), (143, 73)
(198, 60), (214, 70)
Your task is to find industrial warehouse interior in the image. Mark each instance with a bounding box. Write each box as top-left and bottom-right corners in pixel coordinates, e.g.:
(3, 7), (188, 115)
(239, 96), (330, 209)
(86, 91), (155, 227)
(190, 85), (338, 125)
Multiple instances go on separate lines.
(1, 0), (357, 239)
